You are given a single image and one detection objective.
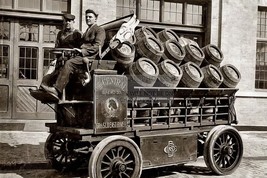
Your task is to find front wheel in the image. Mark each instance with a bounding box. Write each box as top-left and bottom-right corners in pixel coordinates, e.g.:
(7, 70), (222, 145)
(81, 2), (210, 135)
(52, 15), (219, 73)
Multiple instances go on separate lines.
(88, 135), (143, 178)
(204, 126), (243, 175)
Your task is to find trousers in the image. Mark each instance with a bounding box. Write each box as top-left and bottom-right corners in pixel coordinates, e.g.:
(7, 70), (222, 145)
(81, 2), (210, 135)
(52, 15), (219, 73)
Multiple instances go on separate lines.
(53, 56), (85, 93)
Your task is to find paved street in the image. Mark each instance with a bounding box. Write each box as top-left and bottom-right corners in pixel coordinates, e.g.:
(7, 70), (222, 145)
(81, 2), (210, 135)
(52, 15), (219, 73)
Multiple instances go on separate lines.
(0, 131), (267, 178)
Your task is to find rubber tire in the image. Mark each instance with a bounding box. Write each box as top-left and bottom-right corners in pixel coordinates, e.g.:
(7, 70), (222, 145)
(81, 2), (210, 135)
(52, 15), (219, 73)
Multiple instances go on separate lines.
(204, 125), (243, 175)
(88, 135), (143, 178)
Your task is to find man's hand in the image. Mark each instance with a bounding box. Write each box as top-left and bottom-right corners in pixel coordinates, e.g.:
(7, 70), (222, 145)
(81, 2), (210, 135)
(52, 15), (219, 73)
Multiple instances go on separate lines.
(82, 57), (90, 64)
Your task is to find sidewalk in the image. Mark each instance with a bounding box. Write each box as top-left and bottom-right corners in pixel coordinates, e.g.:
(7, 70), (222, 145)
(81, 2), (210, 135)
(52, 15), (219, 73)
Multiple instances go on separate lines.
(0, 131), (49, 170)
(0, 124), (267, 170)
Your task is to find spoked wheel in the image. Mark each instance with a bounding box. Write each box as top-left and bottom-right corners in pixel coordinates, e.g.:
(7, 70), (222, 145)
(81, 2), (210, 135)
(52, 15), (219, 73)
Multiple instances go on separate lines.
(89, 135), (142, 178)
(204, 125), (243, 175)
(45, 133), (89, 171)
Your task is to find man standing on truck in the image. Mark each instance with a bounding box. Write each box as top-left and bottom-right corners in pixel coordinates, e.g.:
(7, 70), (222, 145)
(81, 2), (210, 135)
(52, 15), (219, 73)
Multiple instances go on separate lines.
(41, 13), (82, 87)
(40, 9), (106, 101)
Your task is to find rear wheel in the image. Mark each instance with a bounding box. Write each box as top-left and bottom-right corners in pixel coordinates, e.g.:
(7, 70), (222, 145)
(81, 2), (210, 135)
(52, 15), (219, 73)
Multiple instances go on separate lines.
(45, 133), (88, 171)
(204, 126), (243, 175)
(89, 135), (142, 178)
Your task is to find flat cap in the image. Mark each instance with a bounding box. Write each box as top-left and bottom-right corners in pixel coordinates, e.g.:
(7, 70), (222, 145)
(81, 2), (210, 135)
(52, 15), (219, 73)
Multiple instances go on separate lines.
(63, 13), (75, 20)
(85, 9), (98, 17)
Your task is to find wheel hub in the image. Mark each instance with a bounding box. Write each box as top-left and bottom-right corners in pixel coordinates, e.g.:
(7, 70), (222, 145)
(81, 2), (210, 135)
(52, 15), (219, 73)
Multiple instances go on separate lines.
(223, 146), (233, 155)
(114, 160), (127, 172)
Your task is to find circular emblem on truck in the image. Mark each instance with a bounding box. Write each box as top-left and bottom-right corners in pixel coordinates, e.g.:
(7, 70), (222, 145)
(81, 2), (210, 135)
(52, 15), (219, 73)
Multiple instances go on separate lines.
(164, 141), (177, 157)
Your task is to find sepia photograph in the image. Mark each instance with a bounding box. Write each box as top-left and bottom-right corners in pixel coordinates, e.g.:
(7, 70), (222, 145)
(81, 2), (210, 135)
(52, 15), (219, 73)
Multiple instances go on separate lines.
(0, 0), (267, 177)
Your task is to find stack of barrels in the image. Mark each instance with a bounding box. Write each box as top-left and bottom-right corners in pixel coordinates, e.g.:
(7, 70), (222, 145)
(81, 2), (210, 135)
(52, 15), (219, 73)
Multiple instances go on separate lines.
(111, 26), (241, 89)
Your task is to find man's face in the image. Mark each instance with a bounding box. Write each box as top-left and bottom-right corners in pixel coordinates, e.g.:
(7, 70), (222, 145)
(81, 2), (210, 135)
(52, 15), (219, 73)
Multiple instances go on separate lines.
(63, 19), (74, 30)
(85, 13), (97, 26)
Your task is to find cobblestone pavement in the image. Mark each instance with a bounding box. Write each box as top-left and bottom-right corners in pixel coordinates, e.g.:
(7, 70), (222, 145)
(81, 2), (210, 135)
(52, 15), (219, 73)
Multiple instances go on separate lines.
(0, 131), (267, 178)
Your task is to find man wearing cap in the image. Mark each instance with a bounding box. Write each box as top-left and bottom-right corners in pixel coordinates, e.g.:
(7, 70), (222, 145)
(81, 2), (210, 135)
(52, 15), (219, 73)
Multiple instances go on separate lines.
(41, 9), (106, 100)
(41, 13), (82, 87)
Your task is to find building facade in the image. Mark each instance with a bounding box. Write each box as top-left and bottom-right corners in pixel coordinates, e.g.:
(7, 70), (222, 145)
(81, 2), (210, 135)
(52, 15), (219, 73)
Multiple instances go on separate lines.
(0, 0), (266, 126)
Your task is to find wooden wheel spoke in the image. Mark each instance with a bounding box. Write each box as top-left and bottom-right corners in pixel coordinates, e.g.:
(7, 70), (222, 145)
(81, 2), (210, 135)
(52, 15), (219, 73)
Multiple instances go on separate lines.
(53, 142), (62, 147)
(215, 141), (221, 148)
(123, 153), (131, 161)
(89, 136), (142, 178)
(121, 172), (130, 178)
(103, 171), (112, 178)
(102, 160), (111, 166)
(124, 160), (134, 165)
(101, 167), (111, 172)
(105, 153), (113, 162)
(204, 126), (243, 175)
(111, 148), (116, 159)
(120, 148), (126, 159)
(126, 167), (134, 171)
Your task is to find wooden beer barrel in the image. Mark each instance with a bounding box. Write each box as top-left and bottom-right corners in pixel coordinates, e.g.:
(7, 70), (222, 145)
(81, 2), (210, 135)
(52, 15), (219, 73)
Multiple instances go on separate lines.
(157, 29), (180, 43)
(179, 62), (204, 88)
(202, 44), (224, 67)
(162, 39), (186, 65)
(183, 43), (205, 66)
(156, 59), (183, 87)
(135, 36), (164, 64)
(201, 64), (224, 88)
(135, 26), (158, 42)
(128, 57), (159, 87)
(220, 64), (241, 88)
(178, 37), (199, 47)
(111, 41), (135, 69)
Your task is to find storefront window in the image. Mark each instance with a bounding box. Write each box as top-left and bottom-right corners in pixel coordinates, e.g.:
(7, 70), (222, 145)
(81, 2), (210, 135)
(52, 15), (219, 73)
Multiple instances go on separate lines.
(19, 23), (39, 42)
(43, 24), (61, 43)
(43, 48), (55, 75)
(187, 4), (203, 25)
(164, 2), (183, 24)
(116, 0), (205, 26)
(45, 0), (69, 13)
(18, 0), (41, 11)
(140, 0), (160, 22)
(116, 0), (136, 18)
(0, 0), (12, 9)
(1, 0), (69, 13)
(19, 47), (38, 79)
(0, 21), (10, 40)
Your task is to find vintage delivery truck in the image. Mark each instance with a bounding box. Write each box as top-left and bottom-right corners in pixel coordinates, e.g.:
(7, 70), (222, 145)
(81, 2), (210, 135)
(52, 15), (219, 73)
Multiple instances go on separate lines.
(30, 14), (243, 178)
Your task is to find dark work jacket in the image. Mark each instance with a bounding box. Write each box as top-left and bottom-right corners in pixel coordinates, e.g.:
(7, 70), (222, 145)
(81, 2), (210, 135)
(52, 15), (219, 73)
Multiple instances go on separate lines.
(55, 28), (82, 48)
(80, 24), (106, 57)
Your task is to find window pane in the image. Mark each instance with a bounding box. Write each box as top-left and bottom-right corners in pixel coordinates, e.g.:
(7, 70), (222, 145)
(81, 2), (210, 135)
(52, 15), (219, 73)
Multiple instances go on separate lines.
(43, 24), (61, 43)
(0, 0), (12, 9)
(19, 47), (38, 79)
(258, 10), (267, 38)
(45, 0), (69, 13)
(186, 4), (203, 25)
(0, 45), (9, 78)
(19, 23), (39, 42)
(140, 0), (159, 22)
(0, 21), (10, 40)
(116, 0), (136, 18)
(163, 2), (183, 24)
(255, 42), (267, 89)
(18, 0), (40, 10)
(43, 48), (55, 76)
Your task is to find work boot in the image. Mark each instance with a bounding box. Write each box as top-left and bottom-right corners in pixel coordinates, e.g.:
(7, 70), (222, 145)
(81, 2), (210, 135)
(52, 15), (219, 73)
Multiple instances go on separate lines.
(40, 84), (60, 100)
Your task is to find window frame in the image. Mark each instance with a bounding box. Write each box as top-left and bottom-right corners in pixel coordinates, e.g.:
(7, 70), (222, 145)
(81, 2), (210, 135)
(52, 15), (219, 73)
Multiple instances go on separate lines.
(255, 6), (267, 90)
(116, 0), (210, 46)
